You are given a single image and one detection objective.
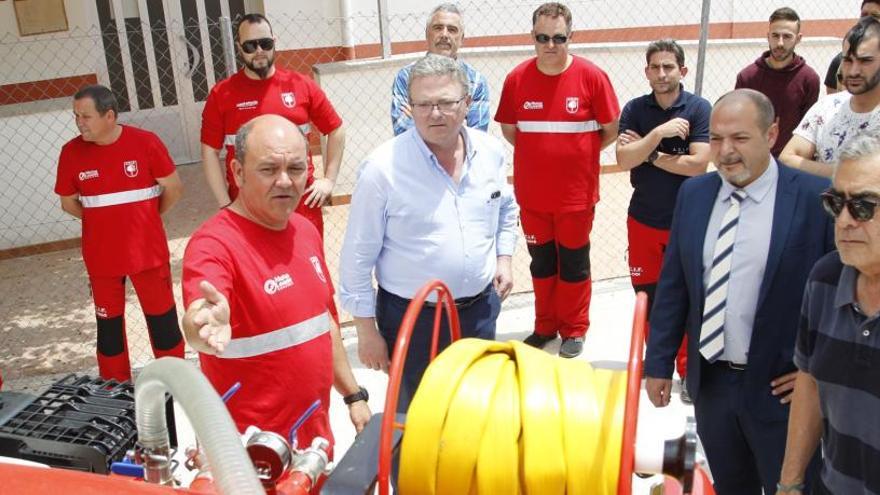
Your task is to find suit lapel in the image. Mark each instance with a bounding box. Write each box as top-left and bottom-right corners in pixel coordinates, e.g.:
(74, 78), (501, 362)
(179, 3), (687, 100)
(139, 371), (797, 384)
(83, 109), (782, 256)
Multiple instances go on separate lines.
(690, 174), (722, 289)
(757, 165), (795, 309)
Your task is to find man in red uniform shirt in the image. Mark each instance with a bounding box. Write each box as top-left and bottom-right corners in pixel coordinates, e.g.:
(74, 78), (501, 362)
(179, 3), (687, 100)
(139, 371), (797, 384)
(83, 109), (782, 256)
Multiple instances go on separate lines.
(201, 13), (345, 236)
(495, 2), (619, 358)
(55, 84), (184, 381)
(182, 115), (369, 451)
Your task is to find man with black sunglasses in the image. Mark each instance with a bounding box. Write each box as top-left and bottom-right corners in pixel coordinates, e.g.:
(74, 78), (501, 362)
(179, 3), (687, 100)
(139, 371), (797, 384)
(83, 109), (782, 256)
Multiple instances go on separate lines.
(645, 89), (832, 494)
(495, 2), (619, 358)
(780, 133), (880, 495)
(201, 13), (346, 238)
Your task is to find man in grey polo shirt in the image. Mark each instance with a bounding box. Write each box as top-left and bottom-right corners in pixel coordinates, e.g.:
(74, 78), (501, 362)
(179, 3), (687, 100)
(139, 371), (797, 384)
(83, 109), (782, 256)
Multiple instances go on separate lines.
(779, 133), (880, 494)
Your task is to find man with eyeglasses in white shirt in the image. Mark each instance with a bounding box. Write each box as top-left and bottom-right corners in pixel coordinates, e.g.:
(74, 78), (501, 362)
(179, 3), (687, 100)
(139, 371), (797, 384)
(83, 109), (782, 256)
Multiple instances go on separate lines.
(340, 54), (518, 411)
(495, 2), (619, 358)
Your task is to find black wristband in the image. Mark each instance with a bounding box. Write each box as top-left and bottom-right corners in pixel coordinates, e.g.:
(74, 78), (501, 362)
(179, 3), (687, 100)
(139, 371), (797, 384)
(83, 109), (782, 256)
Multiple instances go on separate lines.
(343, 386), (369, 405)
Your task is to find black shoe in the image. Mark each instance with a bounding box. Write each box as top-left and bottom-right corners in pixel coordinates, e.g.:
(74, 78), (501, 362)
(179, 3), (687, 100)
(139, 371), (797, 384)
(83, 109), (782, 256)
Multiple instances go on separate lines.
(558, 337), (584, 358)
(680, 378), (693, 404)
(523, 332), (556, 349)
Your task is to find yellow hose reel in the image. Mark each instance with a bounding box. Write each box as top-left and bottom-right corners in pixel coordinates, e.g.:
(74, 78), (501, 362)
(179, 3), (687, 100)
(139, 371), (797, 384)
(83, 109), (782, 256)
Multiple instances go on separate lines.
(399, 339), (628, 495)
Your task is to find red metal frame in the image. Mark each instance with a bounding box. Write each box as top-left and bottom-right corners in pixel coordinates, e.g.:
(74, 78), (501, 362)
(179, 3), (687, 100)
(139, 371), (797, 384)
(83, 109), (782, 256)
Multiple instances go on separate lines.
(617, 291), (649, 495)
(375, 286), (659, 495)
(376, 280), (461, 495)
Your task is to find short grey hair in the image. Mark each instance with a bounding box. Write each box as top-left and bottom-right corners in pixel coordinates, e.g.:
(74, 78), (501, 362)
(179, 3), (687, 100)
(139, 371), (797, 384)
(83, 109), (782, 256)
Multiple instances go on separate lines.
(426, 3), (463, 31)
(234, 119), (257, 164)
(407, 54), (469, 100)
(838, 132), (880, 164)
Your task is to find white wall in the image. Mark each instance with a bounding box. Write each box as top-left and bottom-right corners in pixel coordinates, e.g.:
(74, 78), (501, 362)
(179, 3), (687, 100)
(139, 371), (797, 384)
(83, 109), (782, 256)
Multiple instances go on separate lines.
(264, 0), (857, 46)
(0, 1), (99, 86)
(0, 109), (81, 249)
(315, 37), (840, 196)
(0, 0), (852, 248)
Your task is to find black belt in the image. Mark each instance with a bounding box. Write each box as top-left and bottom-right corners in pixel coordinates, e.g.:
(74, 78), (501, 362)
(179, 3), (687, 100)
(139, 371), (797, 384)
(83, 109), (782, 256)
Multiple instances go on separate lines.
(714, 360), (747, 371)
(423, 284), (493, 309)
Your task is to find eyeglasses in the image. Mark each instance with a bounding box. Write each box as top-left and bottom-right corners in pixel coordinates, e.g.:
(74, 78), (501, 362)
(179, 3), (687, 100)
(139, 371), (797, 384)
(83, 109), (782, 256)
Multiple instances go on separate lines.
(534, 33), (569, 44)
(410, 95), (467, 114)
(820, 189), (880, 222)
(240, 38), (274, 54)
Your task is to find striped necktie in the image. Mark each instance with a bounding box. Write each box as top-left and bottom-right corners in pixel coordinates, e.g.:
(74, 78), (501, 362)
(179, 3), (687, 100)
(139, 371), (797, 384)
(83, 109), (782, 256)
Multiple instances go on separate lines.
(699, 189), (747, 362)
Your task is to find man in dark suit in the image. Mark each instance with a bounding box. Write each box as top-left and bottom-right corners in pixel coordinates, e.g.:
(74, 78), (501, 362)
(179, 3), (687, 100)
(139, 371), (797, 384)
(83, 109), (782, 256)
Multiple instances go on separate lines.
(645, 89), (832, 495)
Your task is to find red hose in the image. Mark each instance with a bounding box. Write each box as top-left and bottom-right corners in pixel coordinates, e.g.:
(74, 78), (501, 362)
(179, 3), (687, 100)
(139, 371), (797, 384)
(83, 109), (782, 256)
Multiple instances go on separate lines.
(377, 280), (461, 495)
(617, 291), (649, 495)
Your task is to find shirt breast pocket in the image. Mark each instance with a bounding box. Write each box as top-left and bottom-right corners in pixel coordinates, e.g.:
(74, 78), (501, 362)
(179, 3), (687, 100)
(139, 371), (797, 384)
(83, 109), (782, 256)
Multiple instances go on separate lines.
(461, 194), (499, 239)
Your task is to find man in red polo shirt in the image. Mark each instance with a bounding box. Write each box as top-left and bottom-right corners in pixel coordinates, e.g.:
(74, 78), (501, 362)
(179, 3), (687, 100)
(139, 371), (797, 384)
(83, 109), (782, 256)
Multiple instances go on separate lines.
(183, 115), (368, 451)
(495, 2), (619, 358)
(200, 13), (345, 236)
(55, 84), (184, 381)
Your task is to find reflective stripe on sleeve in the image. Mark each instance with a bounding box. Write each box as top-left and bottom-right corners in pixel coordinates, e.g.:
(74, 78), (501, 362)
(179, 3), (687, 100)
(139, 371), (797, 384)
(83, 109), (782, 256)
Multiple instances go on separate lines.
(80, 185), (163, 208)
(217, 311), (331, 359)
(516, 120), (601, 134)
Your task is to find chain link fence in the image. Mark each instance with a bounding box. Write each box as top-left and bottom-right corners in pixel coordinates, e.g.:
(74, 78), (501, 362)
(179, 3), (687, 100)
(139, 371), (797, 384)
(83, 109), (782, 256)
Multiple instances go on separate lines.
(0, 0), (857, 391)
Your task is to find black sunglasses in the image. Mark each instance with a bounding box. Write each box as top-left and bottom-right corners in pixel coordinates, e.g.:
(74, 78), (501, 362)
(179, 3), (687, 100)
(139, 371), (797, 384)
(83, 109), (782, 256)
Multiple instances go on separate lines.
(240, 37), (274, 54)
(535, 33), (569, 44)
(820, 189), (880, 222)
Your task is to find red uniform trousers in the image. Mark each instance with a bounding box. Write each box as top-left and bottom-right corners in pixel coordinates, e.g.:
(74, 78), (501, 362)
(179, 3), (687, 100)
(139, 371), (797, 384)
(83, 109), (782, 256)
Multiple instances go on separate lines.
(89, 263), (184, 381)
(521, 208), (594, 339)
(627, 216), (687, 377)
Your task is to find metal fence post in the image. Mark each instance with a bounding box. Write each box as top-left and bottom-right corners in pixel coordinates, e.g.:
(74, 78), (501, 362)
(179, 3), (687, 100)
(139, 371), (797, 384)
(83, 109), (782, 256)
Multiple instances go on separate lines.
(377, 0), (392, 59)
(220, 16), (236, 77)
(694, 0), (712, 97)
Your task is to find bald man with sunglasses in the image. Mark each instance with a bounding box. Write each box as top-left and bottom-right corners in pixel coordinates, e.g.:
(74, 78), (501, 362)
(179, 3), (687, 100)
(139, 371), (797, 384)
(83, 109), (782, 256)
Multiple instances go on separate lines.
(200, 13), (345, 237)
(779, 133), (880, 495)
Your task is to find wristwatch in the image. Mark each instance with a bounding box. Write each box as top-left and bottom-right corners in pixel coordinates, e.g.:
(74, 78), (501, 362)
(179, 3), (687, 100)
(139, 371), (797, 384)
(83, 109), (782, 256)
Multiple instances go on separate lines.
(648, 149), (660, 163)
(343, 386), (369, 405)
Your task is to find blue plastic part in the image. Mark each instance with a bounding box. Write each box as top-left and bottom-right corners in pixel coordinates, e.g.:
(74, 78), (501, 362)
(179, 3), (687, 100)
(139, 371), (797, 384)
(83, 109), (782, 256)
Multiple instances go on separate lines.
(289, 399), (322, 446)
(221, 382), (241, 403)
(110, 461), (145, 478)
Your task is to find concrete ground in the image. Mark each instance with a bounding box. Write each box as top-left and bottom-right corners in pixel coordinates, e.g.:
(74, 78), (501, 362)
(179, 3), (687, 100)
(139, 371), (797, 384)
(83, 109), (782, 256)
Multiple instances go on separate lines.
(0, 160), (633, 388)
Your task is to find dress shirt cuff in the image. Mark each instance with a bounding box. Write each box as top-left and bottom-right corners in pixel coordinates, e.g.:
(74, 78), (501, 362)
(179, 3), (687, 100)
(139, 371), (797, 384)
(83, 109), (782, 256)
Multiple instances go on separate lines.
(340, 291), (377, 318)
(496, 232), (517, 257)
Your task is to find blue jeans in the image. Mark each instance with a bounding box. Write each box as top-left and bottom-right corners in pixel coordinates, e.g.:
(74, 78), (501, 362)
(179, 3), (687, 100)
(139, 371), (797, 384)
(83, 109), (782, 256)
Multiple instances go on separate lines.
(376, 284), (500, 413)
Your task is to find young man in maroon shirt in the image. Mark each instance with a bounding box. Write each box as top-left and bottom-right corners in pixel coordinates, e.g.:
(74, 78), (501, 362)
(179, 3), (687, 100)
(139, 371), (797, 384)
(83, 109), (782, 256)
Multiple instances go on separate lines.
(735, 7), (819, 157)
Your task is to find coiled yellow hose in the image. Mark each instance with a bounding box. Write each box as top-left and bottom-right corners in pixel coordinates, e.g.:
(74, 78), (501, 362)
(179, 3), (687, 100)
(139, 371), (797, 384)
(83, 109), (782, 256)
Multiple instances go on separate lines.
(399, 338), (628, 495)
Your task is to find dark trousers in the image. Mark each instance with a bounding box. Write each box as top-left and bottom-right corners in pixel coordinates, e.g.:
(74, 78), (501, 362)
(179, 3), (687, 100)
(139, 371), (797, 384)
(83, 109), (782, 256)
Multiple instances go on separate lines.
(376, 284), (500, 413)
(695, 361), (820, 495)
